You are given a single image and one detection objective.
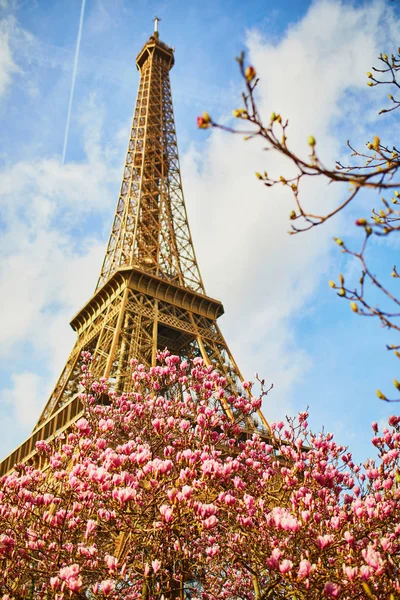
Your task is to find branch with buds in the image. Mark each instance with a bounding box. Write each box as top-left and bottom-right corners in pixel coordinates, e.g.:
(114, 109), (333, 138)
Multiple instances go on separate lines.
(197, 50), (400, 401)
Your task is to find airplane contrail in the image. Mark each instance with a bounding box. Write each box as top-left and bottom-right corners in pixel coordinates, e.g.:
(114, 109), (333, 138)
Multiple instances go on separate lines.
(61, 0), (86, 164)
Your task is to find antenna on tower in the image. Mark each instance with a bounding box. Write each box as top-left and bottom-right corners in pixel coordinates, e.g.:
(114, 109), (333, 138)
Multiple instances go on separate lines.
(153, 16), (160, 38)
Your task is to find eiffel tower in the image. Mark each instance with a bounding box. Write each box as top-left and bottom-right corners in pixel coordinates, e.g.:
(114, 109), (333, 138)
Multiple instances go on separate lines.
(0, 21), (269, 476)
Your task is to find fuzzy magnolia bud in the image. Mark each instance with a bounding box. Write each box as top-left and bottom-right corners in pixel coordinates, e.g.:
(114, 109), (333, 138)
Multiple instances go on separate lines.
(376, 389), (387, 401)
(308, 136), (316, 147)
(289, 210), (296, 220)
(245, 66), (256, 82)
(350, 302), (358, 313)
(334, 237), (344, 246)
(197, 112), (212, 129)
(355, 218), (367, 226)
(255, 172), (263, 180)
(367, 71), (372, 78)
(394, 379), (400, 391)
(328, 280), (336, 288)
(372, 136), (380, 151)
(338, 288), (345, 297)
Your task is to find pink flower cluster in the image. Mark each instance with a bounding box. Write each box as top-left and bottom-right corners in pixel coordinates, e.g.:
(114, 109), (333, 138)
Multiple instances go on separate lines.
(0, 352), (399, 599)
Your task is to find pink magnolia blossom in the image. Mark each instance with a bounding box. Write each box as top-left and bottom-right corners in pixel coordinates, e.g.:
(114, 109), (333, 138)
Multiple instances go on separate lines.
(159, 504), (174, 523)
(297, 559), (312, 579)
(152, 559), (161, 573)
(324, 582), (341, 597)
(105, 554), (118, 572)
(203, 515), (218, 530)
(279, 559), (293, 574)
(100, 579), (115, 595)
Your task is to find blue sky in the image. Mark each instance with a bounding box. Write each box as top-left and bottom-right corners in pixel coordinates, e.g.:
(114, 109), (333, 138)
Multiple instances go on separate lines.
(1, 0), (400, 465)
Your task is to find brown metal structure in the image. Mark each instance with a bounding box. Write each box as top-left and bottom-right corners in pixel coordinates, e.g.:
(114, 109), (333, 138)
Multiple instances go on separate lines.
(0, 28), (269, 477)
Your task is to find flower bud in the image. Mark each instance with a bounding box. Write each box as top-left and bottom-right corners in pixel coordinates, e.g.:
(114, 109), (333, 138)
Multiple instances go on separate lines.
(394, 379), (400, 391)
(308, 135), (316, 147)
(197, 112), (212, 129)
(334, 237), (344, 246)
(338, 288), (345, 297)
(245, 66), (256, 82)
(255, 172), (263, 180)
(376, 389), (387, 401)
(270, 112), (276, 122)
(289, 210), (296, 220)
(328, 280), (335, 288)
(355, 218), (367, 226)
(372, 135), (380, 151)
(232, 108), (246, 118)
(350, 302), (358, 313)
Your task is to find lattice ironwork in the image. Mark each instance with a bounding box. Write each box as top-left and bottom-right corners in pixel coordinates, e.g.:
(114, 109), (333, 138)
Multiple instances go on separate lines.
(96, 34), (204, 294)
(0, 30), (270, 477)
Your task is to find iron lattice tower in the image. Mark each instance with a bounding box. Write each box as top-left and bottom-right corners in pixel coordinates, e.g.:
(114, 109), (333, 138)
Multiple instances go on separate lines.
(0, 28), (269, 476)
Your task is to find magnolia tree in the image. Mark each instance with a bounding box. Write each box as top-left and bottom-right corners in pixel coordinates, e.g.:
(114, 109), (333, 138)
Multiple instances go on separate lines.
(1, 352), (400, 599)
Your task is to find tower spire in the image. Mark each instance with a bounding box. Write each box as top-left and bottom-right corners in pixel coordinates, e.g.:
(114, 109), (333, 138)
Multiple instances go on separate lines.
(153, 16), (160, 36)
(0, 27), (270, 477)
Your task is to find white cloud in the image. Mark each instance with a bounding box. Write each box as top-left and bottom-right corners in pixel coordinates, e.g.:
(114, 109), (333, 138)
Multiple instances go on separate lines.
(182, 0), (399, 421)
(0, 96), (120, 436)
(0, 17), (19, 97)
(3, 372), (44, 426)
